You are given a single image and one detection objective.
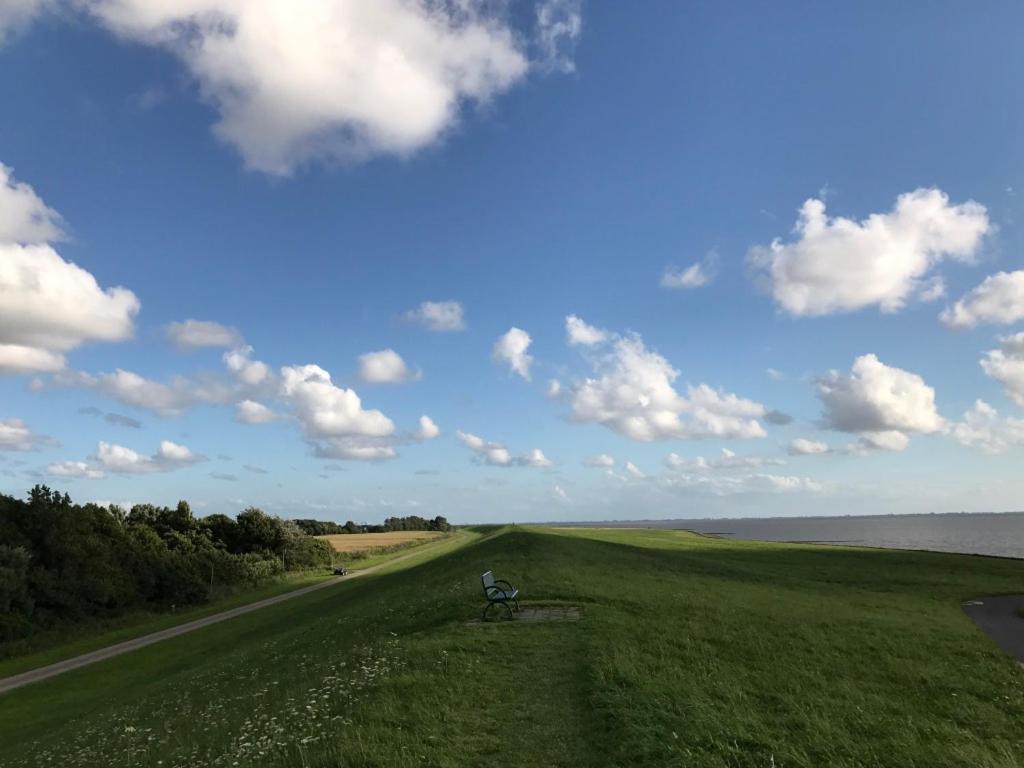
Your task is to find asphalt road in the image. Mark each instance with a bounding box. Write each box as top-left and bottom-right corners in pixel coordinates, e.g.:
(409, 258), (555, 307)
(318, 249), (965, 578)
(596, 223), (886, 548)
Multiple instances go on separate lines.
(962, 594), (1024, 663)
(0, 541), (448, 695)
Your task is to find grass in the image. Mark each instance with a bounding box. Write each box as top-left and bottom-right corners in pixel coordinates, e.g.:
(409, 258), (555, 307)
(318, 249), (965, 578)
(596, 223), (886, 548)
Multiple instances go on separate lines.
(1, 526), (1023, 767)
(0, 534), (463, 681)
(0, 571), (334, 680)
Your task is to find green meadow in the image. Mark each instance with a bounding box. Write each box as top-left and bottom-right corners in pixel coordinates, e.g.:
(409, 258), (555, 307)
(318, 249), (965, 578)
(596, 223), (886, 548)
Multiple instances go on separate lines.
(1, 526), (1022, 768)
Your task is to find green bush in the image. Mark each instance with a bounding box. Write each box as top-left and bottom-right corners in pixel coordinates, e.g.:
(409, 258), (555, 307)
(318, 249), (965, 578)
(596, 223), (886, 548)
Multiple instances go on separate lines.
(0, 487), (330, 646)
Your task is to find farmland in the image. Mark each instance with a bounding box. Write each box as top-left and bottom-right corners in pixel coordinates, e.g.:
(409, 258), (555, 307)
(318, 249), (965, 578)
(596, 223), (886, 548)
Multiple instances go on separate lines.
(319, 530), (445, 555)
(1, 526), (1023, 767)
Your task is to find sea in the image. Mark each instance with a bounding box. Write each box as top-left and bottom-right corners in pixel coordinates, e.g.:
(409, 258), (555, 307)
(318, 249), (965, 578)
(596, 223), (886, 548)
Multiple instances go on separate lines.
(565, 512), (1024, 559)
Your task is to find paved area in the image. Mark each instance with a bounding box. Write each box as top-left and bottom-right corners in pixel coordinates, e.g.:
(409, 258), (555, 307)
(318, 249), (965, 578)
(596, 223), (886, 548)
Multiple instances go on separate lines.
(0, 540), (451, 696)
(962, 595), (1024, 664)
(516, 606), (582, 622)
(470, 605), (583, 624)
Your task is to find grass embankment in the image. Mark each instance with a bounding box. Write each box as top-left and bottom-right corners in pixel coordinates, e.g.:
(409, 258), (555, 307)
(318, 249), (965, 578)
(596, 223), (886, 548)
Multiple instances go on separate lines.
(0, 571), (334, 680)
(0, 533), (464, 682)
(2, 527), (1023, 767)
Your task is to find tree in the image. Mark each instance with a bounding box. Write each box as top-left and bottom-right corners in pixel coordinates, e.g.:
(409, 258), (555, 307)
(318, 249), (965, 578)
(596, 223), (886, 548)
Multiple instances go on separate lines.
(202, 513), (240, 551)
(235, 508), (286, 554)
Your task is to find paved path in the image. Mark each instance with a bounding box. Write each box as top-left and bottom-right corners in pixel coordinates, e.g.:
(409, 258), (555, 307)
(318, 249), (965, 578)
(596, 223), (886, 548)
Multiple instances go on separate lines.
(0, 540), (452, 696)
(962, 595), (1024, 663)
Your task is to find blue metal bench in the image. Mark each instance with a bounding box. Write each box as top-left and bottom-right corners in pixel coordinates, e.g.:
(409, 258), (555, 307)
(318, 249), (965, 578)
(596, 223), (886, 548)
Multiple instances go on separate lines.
(481, 570), (520, 620)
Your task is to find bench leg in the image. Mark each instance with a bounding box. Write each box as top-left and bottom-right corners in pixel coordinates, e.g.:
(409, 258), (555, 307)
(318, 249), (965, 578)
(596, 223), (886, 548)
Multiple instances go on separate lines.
(482, 601), (515, 621)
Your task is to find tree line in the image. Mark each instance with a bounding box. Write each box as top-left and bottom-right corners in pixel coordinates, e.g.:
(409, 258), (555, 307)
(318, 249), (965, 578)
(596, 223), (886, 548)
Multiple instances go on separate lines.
(292, 514), (451, 536)
(0, 486), (334, 646)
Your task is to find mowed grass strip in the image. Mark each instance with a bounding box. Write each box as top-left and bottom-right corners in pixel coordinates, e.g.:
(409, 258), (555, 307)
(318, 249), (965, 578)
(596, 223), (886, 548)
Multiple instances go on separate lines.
(1, 527), (1022, 767)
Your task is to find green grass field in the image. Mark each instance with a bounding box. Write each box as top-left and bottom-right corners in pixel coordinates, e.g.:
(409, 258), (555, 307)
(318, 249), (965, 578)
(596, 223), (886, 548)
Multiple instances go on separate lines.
(1, 526), (1022, 767)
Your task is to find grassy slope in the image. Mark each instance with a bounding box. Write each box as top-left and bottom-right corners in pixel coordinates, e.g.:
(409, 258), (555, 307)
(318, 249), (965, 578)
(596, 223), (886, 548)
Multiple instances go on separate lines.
(1, 527), (1022, 768)
(0, 571), (333, 679)
(0, 532), (466, 681)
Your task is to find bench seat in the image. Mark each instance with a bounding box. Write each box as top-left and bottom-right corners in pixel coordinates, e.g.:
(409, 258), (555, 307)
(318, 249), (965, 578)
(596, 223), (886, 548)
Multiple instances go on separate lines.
(480, 570), (520, 619)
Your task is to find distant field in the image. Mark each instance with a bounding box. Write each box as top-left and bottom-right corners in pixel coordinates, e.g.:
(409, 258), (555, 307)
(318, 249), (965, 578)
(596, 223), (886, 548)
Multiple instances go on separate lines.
(318, 530), (444, 553)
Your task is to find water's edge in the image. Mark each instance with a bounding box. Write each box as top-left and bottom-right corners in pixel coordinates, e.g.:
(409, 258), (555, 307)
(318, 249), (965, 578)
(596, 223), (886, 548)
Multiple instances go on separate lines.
(545, 511), (1024, 560)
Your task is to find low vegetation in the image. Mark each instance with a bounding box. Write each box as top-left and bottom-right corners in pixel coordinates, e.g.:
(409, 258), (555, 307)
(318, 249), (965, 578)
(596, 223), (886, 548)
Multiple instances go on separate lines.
(1, 527), (1022, 767)
(0, 486), (332, 656)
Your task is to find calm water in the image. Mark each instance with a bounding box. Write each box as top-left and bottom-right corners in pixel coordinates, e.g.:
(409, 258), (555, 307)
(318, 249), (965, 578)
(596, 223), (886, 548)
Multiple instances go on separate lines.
(586, 512), (1024, 559)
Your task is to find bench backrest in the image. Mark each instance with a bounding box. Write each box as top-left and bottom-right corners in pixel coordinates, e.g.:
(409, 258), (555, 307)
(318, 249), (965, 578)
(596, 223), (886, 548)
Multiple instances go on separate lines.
(481, 571), (495, 593)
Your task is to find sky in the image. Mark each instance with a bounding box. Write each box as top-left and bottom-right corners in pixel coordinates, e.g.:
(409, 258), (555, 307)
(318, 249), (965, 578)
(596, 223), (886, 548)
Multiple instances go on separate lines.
(1, 1), (1023, 523)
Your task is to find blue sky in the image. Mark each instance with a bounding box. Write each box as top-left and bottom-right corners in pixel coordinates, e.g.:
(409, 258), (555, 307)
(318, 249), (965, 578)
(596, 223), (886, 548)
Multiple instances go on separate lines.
(1, 1), (1023, 522)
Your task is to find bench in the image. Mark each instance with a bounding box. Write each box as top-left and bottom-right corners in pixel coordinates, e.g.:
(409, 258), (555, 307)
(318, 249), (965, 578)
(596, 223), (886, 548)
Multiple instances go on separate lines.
(481, 570), (520, 620)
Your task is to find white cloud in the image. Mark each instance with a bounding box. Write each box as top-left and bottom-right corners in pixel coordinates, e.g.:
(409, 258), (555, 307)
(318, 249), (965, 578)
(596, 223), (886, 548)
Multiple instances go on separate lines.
(0, 162), (62, 243)
(414, 415), (440, 441)
(951, 400), (1024, 455)
(166, 319), (242, 349)
(74, 1), (567, 174)
(546, 379), (562, 398)
(357, 348), (418, 384)
(55, 368), (233, 416)
(0, 164), (139, 374)
(552, 483), (569, 501)
(404, 300), (465, 332)
(224, 346), (271, 386)
(664, 452), (698, 470)
(0, 245), (140, 373)
(624, 461), (645, 478)
(849, 430), (910, 454)
(563, 329), (767, 441)
(583, 453), (614, 468)
(0, 344), (65, 374)
(817, 354), (944, 449)
(980, 332), (1024, 406)
(0, 0), (50, 42)
(520, 448), (553, 468)
(658, 469), (821, 496)
(661, 253), (717, 290)
(47, 460), (105, 479)
(766, 368), (785, 381)
(565, 315), (607, 346)
(918, 276), (946, 303)
(0, 243), (139, 372)
(93, 439), (205, 474)
(492, 327), (533, 381)
(235, 399), (279, 424)
(0, 418), (53, 451)
(942, 271), (1024, 329)
(455, 429), (549, 468)
(759, 474), (823, 492)
(664, 448), (785, 471)
(788, 438), (830, 456)
(280, 364), (394, 439)
(535, 0), (581, 73)
(749, 189), (990, 316)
